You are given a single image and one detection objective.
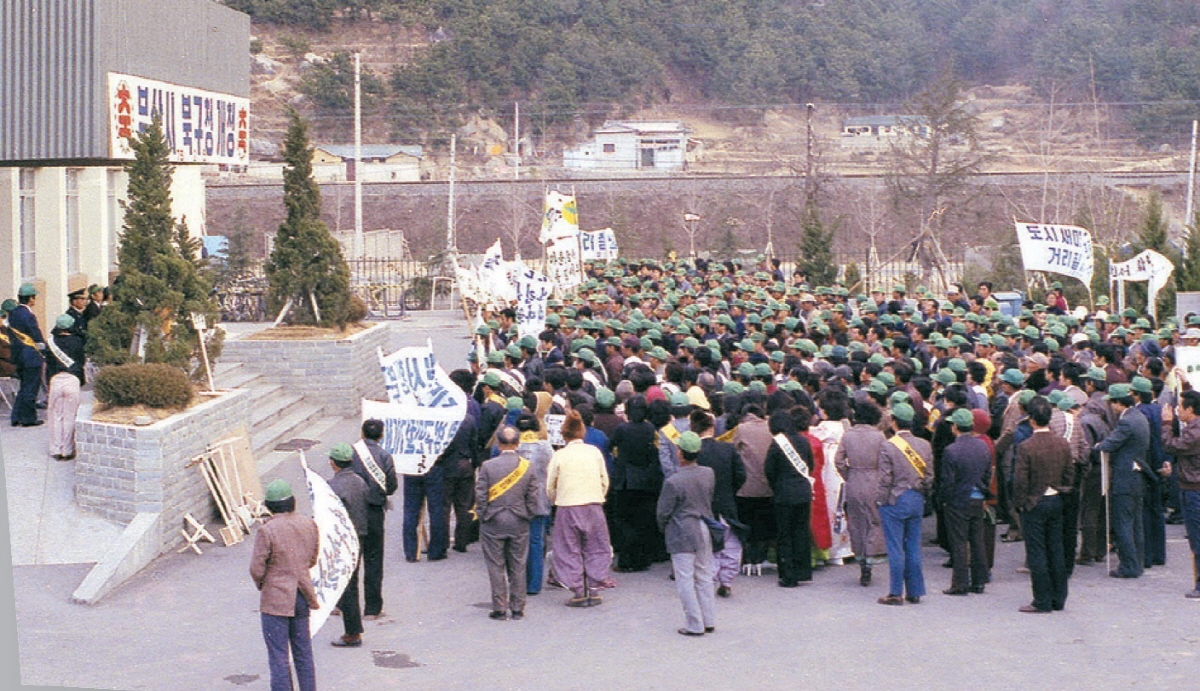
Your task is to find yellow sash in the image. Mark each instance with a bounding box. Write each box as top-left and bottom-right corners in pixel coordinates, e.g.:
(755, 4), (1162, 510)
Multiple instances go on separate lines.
(488, 457), (530, 501)
(889, 434), (928, 479)
(715, 428), (735, 443)
(519, 431), (540, 444)
(487, 393), (507, 407)
(662, 424), (681, 444)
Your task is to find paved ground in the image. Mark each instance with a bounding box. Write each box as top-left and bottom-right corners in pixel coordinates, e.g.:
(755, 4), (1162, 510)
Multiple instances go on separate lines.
(5, 313), (1200, 690)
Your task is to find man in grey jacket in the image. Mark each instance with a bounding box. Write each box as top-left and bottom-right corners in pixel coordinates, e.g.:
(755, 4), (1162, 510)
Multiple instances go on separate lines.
(657, 431), (717, 636)
(475, 426), (542, 620)
(328, 443), (370, 647)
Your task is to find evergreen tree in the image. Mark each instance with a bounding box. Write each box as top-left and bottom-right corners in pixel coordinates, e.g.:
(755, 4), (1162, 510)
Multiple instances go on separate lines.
(265, 109), (353, 328)
(1177, 210), (1200, 293)
(1127, 191), (1179, 319)
(797, 204), (836, 287)
(843, 261), (861, 292)
(87, 118), (221, 376)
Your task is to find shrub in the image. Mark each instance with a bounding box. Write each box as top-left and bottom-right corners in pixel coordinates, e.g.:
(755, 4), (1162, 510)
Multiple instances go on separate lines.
(94, 364), (195, 409)
(347, 294), (368, 323)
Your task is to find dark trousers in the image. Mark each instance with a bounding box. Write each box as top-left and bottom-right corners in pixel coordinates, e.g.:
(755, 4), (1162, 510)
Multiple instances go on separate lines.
(735, 496), (777, 565)
(1078, 463), (1107, 561)
(362, 506), (385, 615)
(945, 499), (988, 590)
(615, 490), (659, 570)
(1022, 494), (1067, 611)
(1143, 475), (1166, 567)
(1182, 489), (1200, 589)
(1061, 489), (1080, 577)
(11, 365), (40, 425)
(336, 555), (363, 637)
(261, 592), (316, 691)
(1112, 486), (1145, 578)
(774, 502), (812, 585)
(403, 466), (448, 560)
(444, 474), (476, 549)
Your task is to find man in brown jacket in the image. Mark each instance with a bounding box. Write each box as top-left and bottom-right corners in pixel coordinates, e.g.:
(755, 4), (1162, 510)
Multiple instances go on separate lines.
(1160, 390), (1200, 599)
(1014, 396), (1074, 614)
(250, 479), (320, 691)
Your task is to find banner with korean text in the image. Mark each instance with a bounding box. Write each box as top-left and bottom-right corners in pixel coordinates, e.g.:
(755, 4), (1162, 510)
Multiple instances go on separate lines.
(1110, 249), (1175, 320)
(516, 265), (552, 339)
(545, 235), (584, 296)
(108, 72), (250, 165)
(539, 192), (580, 244)
(1014, 222), (1094, 286)
(363, 344), (468, 475)
(300, 452), (359, 637)
(580, 229), (619, 261)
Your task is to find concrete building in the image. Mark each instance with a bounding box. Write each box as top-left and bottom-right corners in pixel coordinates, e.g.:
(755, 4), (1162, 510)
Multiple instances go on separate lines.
(312, 144), (424, 182)
(0, 0), (250, 324)
(563, 121), (691, 172)
(840, 115), (930, 148)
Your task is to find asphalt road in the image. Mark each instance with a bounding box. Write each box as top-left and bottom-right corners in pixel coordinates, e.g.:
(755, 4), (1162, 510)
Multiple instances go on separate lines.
(10, 316), (1200, 690)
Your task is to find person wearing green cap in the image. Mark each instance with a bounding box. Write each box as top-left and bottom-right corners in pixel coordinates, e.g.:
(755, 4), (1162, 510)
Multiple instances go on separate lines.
(1130, 376), (1168, 569)
(345, 419), (399, 620)
(939, 408), (993, 596)
(46, 313), (87, 460)
(8, 282), (46, 427)
(475, 425), (542, 621)
(876, 402), (933, 605)
(657, 430), (718, 636)
(327, 442), (370, 646)
(1095, 382), (1153, 579)
(250, 478), (320, 691)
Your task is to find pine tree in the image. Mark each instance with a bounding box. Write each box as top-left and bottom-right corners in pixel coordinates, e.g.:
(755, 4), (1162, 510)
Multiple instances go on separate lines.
(265, 109), (353, 328)
(86, 117), (221, 375)
(1176, 210), (1200, 293)
(797, 204), (836, 287)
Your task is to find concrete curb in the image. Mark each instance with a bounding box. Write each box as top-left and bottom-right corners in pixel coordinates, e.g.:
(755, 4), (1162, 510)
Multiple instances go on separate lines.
(71, 512), (161, 605)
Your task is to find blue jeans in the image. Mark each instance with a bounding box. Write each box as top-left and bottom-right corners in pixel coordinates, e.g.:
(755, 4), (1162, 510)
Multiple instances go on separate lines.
(879, 490), (926, 598)
(1182, 489), (1200, 589)
(261, 592), (315, 691)
(403, 465), (448, 560)
(1022, 494), (1067, 611)
(526, 515), (549, 594)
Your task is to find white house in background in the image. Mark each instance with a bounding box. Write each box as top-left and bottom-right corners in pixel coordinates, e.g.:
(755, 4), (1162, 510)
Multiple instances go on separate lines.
(841, 115), (930, 147)
(564, 121), (691, 171)
(312, 144), (424, 182)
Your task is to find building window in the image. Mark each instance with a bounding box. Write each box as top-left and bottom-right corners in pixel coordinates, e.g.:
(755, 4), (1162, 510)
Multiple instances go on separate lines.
(18, 169), (36, 280)
(602, 143), (615, 153)
(108, 169), (122, 270)
(65, 169), (81, 273)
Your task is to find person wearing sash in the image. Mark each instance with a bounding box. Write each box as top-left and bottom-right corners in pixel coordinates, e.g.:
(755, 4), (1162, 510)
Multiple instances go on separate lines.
(876, 402), (933, 605)
(45, 314), (85, 461)
(476, 426), (542, 620)
(349, 419), (397, 620)
(8, 283), (46, 427)
(328, 443), (369, 647)
(763, 406), (815, 588)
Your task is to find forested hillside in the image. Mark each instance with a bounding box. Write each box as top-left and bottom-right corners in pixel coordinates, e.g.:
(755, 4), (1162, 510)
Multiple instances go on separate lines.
(225, 0), (1200, 145)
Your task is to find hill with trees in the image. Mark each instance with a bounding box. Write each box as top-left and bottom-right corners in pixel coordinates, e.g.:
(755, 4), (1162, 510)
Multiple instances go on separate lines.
(226, 0), (1200, 146)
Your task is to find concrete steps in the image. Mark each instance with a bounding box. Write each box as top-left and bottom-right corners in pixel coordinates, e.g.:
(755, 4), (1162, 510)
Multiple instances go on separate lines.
(213, 358), (339, 456)
(251, 402), (324, 456)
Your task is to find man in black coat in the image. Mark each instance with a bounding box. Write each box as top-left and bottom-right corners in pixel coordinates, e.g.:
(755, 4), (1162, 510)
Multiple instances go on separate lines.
(350, 419), (398, 619)
(1095, 383), (1154, 579)
(691, 409), (746, 597)
(939, 408), (993, 595)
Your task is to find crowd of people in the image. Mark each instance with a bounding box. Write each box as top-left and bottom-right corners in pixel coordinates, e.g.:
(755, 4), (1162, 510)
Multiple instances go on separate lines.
(2, 283), (105, 459)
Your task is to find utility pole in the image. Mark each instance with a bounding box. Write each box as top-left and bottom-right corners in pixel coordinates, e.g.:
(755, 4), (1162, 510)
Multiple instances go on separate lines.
(511, 102), (521, 257)
(353, 52), (363, 260)
(446, 133), (457, 255)
(1187, 119), (1198, 243)
(805, 103), (816, 203)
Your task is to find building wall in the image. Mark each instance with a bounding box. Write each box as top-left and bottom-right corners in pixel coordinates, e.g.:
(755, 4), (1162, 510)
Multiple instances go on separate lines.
(1, 0), (249, 164)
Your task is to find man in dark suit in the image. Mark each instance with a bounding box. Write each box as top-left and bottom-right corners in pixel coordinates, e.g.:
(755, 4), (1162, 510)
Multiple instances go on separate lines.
(7, 283), (46, 427)
(691, 409), (746, 597)
(1014, 396), (1074, 613)
(1095, 383), (1154, 579)
(939, 408), (993, 596)
(350, 419), (398, 620)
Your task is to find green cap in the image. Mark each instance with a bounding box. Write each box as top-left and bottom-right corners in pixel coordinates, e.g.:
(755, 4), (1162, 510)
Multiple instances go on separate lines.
(1086, 366), (1107, 382)
(506, 396), (524, 411)
(876, 372), (896, 387)
(1001, 369), (1025, 386)
(754, 363), (772, 377)
(737, 363), (756, 378)
(769, 351), (785, 363)
(1106, 383), (1132, 400)
(947, 358), (967, 373)
(867, 380), (888, 396)
(595, 387), (616, 408)
(934, 369), (957, 385)
(265, 479), (293, 503)
(329, 442), (354, 463)
(487, 350), (505, 364)
(1056, 396), (1076, 411)
(748, 380), (767, 394)
(1130, 376), (1153, 394)
(723, 381), (746, 395)
(505, 344), (522, 359)
(0, 299), (16, 313)
(891, 402), (915, 422)
(670, 392), (690, 408)
(55, 314), (75, 330)
(949, 408), (975, 431)
(17, 283), (37, 297)
(677, 431), (702, 454)
(889, 391), (911, 407)
(483, 371), (502, 388)
(1018, 390), (1037, 406)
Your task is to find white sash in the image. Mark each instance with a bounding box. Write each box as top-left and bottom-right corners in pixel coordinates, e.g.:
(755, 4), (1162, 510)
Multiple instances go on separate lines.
(773, 433), (813, 483)
(353, 440), (387, 492)
(1062, 413), (1075, 442)
(47, 337), (74, 370)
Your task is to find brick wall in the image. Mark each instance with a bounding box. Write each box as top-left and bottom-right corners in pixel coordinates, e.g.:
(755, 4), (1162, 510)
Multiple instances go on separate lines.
(220, 322), (389, 417)
(75, 388), (253, 553)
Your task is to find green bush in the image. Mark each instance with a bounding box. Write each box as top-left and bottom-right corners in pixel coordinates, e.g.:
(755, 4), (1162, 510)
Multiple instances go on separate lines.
(94, 364), (195, 409)
(347, 294), (368, 323)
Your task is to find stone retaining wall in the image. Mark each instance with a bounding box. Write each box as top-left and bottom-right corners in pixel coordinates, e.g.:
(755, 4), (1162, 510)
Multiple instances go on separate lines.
(220, 322), (389, 417)
(75, 388), (252, 553)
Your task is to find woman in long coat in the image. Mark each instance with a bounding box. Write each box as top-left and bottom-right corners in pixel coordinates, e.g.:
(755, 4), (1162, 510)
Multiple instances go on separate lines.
(835, 400), (889, 586)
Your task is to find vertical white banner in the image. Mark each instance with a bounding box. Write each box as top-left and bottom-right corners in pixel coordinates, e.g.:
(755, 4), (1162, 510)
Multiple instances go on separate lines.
(301, 454), (359, 638)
